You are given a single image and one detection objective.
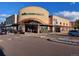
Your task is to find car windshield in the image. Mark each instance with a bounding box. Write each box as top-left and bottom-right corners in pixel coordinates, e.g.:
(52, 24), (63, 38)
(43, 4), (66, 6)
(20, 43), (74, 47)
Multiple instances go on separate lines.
(70, 30), (79, 32)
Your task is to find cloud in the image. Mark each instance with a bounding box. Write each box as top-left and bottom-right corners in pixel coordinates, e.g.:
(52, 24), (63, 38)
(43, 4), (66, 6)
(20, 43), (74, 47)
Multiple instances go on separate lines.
(54, 11), (79, 21)
(0, 14), (11, 23)
(0, 14), (11, 18)
(71, 2), (76, 5)
(0, 18), (6, 23)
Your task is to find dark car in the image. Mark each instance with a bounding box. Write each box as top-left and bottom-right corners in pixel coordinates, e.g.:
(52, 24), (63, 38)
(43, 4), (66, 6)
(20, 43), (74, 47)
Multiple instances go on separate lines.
(68, 30), (79, 36)
(0, 28), (7, 35)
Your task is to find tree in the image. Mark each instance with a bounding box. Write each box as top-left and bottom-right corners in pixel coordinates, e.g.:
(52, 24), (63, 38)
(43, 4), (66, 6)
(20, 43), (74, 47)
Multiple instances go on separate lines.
(75, 19), (79, 30)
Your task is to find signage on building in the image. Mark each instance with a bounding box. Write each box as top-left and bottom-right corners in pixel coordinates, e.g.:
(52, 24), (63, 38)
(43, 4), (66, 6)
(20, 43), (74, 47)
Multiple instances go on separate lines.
(22, 13), (44, 16)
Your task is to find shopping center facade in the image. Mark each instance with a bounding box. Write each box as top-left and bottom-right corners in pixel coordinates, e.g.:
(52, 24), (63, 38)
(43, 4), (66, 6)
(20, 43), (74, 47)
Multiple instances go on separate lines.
(5, 6), (71, 33)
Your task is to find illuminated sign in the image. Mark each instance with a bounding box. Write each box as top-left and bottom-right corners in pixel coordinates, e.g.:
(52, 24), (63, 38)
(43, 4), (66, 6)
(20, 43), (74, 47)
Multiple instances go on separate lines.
(22, 13), (44, 16)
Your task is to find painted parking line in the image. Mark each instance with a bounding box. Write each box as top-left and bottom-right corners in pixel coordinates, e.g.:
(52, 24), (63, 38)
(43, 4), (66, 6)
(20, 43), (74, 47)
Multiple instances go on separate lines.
(39, 35), (51, 39)
(40, 36), (46, 38)
(0, 40), (4, 42)
(8, 38), (13, 40)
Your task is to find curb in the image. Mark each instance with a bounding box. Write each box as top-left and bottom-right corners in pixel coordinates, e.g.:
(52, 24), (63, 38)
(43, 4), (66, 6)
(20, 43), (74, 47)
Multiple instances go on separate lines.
(47, 38), (79, 46)
(49, 33), (68, 36)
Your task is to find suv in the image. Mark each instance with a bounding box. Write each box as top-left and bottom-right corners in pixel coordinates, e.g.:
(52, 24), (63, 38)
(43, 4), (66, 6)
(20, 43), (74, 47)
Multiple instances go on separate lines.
(68, 30), (79, 36)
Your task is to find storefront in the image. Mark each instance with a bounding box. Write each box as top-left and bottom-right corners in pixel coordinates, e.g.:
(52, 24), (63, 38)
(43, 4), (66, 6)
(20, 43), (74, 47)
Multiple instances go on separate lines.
(5, 15), (18, 33)
(18, 6), (52, 33)
(5, 6), (70, 33)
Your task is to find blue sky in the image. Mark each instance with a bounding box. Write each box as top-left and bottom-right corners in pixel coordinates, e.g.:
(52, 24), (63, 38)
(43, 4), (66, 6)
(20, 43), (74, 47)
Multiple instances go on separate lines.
(0, 2), (79, 23)
(0, 2), (79, 14)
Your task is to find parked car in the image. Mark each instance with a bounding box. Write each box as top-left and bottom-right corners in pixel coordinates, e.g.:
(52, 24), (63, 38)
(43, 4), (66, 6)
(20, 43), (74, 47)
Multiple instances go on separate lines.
(0, 28), (7, 35)
(68, 30), (79, 36)
(7, 28), (14, 33)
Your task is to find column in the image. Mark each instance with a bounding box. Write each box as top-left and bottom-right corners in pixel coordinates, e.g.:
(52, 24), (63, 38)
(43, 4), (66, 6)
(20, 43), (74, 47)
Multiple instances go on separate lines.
(37, 24), (40, 34)
(49, 26), (53, 32)
(22, 24), (25, 32)
(18, 24), (25, 32)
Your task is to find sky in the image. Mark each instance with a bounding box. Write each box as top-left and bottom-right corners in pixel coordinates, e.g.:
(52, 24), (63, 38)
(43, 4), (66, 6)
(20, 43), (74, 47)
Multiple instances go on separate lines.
(0, 2), (79, 23)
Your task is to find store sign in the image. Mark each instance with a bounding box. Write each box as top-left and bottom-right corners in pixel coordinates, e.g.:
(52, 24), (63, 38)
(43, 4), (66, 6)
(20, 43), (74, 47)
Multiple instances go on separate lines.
(22, 13), (44, 16)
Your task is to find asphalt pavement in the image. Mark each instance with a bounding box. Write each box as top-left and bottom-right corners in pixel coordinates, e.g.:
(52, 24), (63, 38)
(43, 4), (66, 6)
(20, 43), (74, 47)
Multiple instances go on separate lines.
(0, 33), (79, 56)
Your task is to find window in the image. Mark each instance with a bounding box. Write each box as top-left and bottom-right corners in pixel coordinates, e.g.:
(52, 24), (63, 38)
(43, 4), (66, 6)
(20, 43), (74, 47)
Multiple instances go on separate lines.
(66, 23), (68, 26)
(63, 23), (65, 25)
(56, 22), (58, 24)
(60, 22), (62, 25)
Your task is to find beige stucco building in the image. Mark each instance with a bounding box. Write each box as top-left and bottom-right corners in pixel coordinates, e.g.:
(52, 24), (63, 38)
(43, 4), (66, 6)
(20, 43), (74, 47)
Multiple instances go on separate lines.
(18, 6), (52, 33)
(18, 6), (71, 33)
(5, 6), (71, 33)
(51, 16), (70, 33)
(19, 6), (49, 25)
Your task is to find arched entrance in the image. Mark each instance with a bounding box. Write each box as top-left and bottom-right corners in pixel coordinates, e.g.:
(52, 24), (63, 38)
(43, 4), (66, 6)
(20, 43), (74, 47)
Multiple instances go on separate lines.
(25, 20), (41, 33)
(18, 6), (50, 33)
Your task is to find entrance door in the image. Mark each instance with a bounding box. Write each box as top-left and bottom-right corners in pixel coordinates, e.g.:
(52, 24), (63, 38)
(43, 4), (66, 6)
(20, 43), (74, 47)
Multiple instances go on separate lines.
(25, 24), (38, 33)
(25, 20), (41, 33)
(55, 26), (60, 32)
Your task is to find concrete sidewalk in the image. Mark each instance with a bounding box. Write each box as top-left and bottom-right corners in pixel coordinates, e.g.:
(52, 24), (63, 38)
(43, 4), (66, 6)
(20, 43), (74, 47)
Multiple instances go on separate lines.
(3, 32), (79, 46)
(7, 32), (68, 36)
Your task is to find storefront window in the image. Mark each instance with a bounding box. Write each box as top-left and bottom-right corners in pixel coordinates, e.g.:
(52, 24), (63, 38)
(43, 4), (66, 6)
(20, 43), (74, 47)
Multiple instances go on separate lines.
(63, 23), (65, 25)
(40, 26), (48, 32)
(56, 22), (58, 24)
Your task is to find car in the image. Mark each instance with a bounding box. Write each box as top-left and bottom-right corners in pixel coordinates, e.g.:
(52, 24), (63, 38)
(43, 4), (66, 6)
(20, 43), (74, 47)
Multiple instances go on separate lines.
(0, 28), (7, 35)
(68, 30), (79, 36)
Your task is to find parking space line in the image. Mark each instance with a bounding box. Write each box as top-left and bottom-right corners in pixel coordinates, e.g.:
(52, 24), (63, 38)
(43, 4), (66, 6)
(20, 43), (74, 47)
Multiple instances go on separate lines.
(8, 38), (12, 40)
(0, 40), (4, 42)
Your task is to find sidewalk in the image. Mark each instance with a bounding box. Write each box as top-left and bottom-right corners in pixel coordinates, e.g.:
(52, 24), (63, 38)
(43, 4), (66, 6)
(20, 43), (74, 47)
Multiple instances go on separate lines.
(6, 32), (79, 46)
(34, 32), (79, 46)
(25, 32), (48, 36)
(7, 32), (68, 36)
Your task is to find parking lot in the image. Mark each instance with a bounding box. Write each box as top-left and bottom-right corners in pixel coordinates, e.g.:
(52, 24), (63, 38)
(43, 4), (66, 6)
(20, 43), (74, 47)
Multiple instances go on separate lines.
(0, 33), (79, 56)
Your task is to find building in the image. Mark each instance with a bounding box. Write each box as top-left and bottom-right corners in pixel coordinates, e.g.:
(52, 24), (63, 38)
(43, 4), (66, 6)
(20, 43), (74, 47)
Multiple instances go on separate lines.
(5, 6), (71, 33)
(5, 14), (18, 32)
(18, 6), (52, 33)
(49, 15), (70, 33)
(70, 21), (75, 30)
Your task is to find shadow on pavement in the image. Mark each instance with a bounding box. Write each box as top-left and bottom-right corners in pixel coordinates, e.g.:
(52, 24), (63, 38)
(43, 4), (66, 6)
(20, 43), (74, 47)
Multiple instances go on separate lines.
(46, 38), (79, 46)
(47, 39), (53, 41)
